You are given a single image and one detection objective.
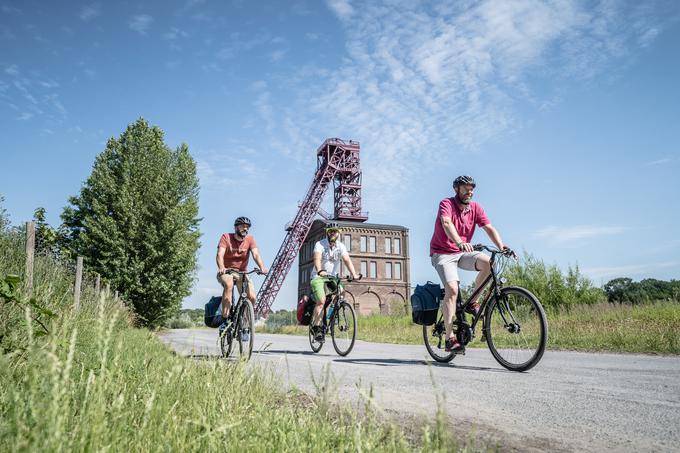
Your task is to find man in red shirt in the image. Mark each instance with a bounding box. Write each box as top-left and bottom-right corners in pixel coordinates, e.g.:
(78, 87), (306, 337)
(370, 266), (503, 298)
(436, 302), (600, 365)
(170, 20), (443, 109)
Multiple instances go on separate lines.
(430, 175), (509, 352)
(216, 216), (268, 321)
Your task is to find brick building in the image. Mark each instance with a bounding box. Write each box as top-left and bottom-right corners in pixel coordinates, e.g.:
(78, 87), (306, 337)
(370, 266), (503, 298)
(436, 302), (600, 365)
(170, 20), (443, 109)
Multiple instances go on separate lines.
(298, 219), (410, 315)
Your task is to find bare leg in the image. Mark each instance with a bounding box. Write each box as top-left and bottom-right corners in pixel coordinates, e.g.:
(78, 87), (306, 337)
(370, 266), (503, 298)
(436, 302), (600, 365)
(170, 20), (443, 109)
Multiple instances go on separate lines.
(471, 254), (491, 306)
(219, 274), (234, 318)
(442, 280), (459, 340)
(312, 300), (324, 326)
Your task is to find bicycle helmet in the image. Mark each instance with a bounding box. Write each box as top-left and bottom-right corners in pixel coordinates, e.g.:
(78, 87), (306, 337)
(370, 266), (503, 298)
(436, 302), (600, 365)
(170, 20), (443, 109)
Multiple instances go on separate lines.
(324, 222), (341, 234)
(234, 216), (252, 227)
(453, 175), (476, 189)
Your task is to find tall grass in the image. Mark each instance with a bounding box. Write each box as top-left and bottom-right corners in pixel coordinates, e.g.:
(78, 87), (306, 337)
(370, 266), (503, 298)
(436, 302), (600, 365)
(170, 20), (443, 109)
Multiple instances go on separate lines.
(261, 303), (680, 354)
(1, 230), (483, 452)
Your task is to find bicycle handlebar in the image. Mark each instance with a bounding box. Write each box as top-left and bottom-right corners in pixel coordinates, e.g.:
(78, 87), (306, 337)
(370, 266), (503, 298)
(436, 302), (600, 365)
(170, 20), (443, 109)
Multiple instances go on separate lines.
(473, 244), (517, 258)
(220, 268), (266, 276)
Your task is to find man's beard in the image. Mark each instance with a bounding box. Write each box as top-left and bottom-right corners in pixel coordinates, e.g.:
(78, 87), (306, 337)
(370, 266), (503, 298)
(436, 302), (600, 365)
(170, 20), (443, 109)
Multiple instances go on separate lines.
(236, 230), (248, 238)
(456, 194), (471, 205)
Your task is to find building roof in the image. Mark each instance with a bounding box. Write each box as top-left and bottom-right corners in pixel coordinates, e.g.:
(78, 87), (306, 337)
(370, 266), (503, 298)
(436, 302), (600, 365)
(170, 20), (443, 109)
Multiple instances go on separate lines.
(310, 218), (409, 232)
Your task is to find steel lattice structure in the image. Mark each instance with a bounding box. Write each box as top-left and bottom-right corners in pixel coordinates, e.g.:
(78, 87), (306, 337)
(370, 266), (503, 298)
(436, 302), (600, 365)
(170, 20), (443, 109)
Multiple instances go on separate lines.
(254, 138), (367, 317)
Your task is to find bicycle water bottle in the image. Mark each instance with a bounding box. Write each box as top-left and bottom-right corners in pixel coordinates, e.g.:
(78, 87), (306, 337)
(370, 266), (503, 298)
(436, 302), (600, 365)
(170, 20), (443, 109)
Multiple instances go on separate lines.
(327, 304), (335, 321)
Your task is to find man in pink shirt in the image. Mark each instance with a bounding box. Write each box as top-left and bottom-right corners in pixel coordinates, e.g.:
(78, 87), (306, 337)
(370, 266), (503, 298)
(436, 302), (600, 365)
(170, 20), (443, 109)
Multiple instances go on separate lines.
(430, 175), (509, 352)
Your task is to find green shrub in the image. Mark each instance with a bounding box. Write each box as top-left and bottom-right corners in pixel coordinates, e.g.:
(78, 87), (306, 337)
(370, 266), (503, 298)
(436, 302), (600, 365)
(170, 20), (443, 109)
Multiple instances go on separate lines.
(504, 252), (605, 310)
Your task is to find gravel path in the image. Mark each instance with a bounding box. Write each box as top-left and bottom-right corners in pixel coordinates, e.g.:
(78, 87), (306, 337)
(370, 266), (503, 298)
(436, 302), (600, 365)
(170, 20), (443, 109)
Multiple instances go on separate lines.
(159, 329), (680, 452)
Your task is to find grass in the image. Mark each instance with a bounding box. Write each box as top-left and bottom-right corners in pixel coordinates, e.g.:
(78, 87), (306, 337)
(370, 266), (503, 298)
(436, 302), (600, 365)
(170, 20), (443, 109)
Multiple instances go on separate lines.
(260, 302), (680, 355)
(1, 232), (489, 452)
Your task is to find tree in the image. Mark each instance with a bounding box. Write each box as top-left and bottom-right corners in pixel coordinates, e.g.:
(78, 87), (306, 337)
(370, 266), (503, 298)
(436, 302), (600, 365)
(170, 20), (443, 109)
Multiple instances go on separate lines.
(32, 207), (59, 257)
(603, 277), (634, 303)
(0, 195), (9, 232)
(61, 118), (201, 327)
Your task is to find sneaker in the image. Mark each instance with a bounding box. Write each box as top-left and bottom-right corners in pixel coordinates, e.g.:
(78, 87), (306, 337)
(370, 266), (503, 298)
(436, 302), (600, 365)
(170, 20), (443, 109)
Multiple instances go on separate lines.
(445, 337), (465, 353)
(465, 302), (481, 317)
(312, 325), (324, 342)
(241, 330), (250, 343)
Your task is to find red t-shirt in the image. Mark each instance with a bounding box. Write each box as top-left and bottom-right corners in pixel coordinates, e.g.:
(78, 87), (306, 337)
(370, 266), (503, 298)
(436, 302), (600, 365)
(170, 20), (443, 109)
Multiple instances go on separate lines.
(218, 234), (257, 271)
(429, 197), (490, 256)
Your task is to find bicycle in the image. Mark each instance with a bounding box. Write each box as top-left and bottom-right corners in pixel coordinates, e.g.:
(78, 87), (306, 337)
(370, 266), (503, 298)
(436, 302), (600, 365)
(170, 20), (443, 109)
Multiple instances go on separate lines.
(218, 269), (264, 360)
(423, 245), (548, 372)
(308, 274), (361, 356)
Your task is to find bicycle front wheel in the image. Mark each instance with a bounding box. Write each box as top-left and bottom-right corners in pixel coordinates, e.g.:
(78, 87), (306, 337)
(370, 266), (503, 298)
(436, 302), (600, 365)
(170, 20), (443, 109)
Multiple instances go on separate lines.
(484, 286), (547, 372)
(331, 301), (357, 356)
(237, 300), (255, 360)
(422, 307), (455, 363)
(220, 324), (233, 358)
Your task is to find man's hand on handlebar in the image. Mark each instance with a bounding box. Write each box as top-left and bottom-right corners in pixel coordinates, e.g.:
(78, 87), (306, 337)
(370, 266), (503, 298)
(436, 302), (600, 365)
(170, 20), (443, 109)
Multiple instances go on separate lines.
(348, 273), (362, 282)
(459, 242), (474, 252)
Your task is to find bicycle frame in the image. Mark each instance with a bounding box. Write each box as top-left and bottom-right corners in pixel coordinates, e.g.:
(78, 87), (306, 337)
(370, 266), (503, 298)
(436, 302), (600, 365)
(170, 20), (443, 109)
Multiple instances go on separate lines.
(449, 247), (507, 341)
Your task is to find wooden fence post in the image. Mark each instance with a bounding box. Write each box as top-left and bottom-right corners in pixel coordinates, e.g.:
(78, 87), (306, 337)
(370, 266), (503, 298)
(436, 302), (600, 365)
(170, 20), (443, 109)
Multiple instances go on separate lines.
(74, 256), (83, 309)
(105, 283), (111, 299)
(114, 290), (119, 302)
(25, 221), (35, 297)
(95, 274), (101, 297)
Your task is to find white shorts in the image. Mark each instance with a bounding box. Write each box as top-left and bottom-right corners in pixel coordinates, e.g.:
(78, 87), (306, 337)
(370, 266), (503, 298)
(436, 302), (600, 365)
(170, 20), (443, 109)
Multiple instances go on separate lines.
(431, 252), (484, 284)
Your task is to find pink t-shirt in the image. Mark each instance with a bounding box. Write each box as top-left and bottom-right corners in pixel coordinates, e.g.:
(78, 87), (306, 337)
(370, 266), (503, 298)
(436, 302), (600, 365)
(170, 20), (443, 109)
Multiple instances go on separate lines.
(429, 197), (490, 256)
(218, 234), (257, 271)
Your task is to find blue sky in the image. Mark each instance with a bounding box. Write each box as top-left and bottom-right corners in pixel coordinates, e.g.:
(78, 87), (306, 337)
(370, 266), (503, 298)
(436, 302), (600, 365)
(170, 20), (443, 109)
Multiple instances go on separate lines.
(2, 0), (679, 311)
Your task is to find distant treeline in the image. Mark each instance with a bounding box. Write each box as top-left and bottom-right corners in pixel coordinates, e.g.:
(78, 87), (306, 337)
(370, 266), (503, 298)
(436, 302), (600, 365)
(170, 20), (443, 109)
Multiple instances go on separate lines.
(603, 277), (680, 304)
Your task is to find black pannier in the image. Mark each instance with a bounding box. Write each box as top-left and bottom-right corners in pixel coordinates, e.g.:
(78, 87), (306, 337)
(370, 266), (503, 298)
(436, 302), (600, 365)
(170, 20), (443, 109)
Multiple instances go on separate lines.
(410, 282), (444, 325)
(204, 296), (224, 328)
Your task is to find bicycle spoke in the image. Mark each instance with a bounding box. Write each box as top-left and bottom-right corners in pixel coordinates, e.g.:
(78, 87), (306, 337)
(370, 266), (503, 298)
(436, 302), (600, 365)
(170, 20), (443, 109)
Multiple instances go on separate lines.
(486, 287), (547, 371)
(331, 301), (356, 356)
(423, 313), (455, 363)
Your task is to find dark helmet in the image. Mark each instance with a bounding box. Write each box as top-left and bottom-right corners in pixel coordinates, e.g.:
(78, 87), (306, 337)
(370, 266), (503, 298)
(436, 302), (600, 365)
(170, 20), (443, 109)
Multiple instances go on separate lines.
(453, 175), (476, 189)
(234, 216), (252, 227)
(324, 222), (341, 234)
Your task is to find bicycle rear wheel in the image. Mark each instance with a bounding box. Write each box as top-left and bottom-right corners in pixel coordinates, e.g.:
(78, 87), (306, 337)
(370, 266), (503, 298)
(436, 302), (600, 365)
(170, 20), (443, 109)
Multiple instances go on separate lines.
(423, 306), (455, 363)
(485, 286), (547, 372)
(237, 300), (254, 360)
(331, 300), (357, 356)
(309, 323), (323, 353)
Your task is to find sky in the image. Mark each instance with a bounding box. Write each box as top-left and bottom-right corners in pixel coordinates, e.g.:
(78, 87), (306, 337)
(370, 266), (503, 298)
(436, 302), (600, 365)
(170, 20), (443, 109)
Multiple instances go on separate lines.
(1, 0), (679, 311)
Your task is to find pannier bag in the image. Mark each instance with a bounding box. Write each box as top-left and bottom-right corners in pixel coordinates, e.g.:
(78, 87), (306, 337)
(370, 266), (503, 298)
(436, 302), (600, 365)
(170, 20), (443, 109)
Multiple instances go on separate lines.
(410, 282), (444, 325)
(297, 295), (315, 326)
(204, 296), (224, 328)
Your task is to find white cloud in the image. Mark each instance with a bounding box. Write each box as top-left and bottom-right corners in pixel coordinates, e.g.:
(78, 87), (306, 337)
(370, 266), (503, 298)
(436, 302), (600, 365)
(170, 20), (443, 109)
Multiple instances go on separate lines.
(263, 0), (670, 213)
(163, 27), (189, 41)
(79, 3), (101, 21)
(583, 261), (678, 280)
(535, 225), (626, 243)
(17, 112), (33, 120)
(270, 49), (286, 62)
(5, 64), (19, 76)
(646, 157), (673, 166)
(326, 0), (353, 20)
(129, 15), (153, 35)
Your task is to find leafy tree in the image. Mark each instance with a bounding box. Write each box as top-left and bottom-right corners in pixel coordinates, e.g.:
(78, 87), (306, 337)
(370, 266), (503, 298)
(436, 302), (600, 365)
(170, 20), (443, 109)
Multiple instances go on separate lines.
(32, 207), (60, 257)
(60, 118), (201, 327)
(604, 277), (680, 304)
(0, 195), (9, 232)
(603, 277), (634, 303)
